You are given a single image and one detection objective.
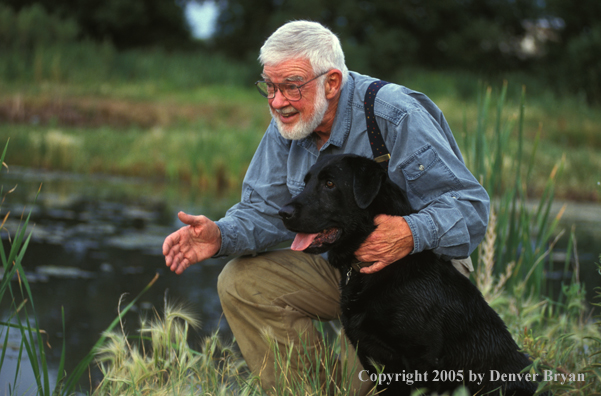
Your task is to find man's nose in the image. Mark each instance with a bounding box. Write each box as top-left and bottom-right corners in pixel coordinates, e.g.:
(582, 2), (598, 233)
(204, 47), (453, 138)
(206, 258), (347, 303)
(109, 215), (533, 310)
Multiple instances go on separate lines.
(270, 88), (290, 108)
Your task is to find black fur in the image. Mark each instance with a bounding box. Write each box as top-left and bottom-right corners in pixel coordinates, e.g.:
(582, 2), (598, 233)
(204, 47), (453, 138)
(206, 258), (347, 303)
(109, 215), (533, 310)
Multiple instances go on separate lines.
(279, 154), (544, 396)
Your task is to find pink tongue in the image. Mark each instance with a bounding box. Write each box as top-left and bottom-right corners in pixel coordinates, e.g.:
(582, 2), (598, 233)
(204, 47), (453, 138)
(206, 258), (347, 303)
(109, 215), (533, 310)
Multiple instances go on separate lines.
(291, 233), (319, 251)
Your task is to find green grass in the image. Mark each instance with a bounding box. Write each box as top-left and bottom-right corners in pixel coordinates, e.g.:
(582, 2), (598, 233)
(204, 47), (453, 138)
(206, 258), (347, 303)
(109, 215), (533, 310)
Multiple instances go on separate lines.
(3, 122), (264, 193)
(85, 250), (601, 396)
(1, 44), (600, 201)
(1, 87), (599, 201)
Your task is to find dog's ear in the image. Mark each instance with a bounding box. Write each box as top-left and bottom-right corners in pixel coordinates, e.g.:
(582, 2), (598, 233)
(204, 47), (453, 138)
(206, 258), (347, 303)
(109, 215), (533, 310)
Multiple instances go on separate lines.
(352, 160), (386, 209)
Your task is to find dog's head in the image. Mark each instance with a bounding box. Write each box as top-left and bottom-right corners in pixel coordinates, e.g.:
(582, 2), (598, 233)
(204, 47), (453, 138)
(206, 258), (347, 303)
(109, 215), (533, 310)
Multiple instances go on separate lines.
(279, 154), (392, 255)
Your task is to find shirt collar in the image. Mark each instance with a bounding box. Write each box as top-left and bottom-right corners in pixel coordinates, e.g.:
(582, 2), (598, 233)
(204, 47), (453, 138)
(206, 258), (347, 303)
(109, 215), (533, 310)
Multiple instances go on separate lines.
(324, 74), (354, 149)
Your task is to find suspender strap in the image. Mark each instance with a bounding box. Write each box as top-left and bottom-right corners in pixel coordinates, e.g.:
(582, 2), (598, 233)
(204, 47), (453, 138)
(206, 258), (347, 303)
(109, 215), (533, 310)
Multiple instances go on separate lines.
(364, 80), (391, 169)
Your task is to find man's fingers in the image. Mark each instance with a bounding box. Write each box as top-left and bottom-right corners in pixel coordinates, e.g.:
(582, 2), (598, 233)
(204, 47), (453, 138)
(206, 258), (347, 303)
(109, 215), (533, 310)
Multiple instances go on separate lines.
(169, 256), (186, 274)
(360, 262), (386, 274)
(373, 214), (388, 225)
(163, 227), (183, 254)
(178, 211), (205, 226)
(162, 237), (171, 256)
(163, 213), (217, 275)
(173, 258), (190, 275)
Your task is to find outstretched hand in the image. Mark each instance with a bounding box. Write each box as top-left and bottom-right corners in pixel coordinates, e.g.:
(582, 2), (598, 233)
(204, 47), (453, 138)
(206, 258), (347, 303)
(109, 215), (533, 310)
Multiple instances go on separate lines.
(354, 214), (414, 274)
(163, 212), (222, 275)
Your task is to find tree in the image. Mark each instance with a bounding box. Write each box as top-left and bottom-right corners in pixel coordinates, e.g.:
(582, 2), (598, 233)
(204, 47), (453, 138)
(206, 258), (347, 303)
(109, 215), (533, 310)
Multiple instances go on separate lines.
(0, 0), (193, 49)
(543, 0), (601, 104)
(204, 0), (541, 77)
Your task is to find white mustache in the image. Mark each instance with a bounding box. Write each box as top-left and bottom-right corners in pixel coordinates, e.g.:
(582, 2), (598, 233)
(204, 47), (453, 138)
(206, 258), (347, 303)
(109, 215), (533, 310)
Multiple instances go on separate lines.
(275, 107), (298, 116)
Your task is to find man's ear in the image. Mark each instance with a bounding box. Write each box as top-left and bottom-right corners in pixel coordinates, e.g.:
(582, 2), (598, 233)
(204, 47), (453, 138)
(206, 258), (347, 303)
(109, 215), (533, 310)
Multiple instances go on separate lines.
(324, 69), (342, 99)
(352, 161), (385, 209)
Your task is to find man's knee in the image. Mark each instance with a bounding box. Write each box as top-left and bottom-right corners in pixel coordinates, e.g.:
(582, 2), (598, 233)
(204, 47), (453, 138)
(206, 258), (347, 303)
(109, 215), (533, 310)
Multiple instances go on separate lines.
(217, 253), (278, 308)
(217, 255), (252, 305)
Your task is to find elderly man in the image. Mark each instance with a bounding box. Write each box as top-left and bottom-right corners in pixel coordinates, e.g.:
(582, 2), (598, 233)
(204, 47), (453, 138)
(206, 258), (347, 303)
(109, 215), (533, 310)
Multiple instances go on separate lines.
(163, 20), (489, 394)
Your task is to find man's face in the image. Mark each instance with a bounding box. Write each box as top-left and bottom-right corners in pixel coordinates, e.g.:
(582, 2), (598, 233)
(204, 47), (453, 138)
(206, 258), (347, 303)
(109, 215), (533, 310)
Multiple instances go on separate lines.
(262, 58), (329, 140)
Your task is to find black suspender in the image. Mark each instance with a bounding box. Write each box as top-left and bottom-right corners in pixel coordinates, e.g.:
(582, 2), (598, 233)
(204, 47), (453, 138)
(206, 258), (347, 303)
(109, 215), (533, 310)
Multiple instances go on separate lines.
(364, 80), (391, 170)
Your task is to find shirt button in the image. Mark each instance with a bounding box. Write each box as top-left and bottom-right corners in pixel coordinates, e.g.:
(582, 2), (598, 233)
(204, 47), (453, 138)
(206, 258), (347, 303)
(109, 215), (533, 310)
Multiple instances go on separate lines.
(418, 164), (425, 171)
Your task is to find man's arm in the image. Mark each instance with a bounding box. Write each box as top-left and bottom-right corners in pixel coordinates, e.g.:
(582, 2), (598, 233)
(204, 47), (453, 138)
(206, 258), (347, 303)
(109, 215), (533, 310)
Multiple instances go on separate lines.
(356, 105), (489, 270)
(164, 124), (294, 273)
(214, 123), (296, 258)
(392, 109), (490, 259)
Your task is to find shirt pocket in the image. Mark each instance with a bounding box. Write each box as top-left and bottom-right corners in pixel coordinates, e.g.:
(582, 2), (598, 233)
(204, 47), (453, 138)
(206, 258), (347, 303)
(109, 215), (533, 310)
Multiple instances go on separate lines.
(401, 145), (463, 203)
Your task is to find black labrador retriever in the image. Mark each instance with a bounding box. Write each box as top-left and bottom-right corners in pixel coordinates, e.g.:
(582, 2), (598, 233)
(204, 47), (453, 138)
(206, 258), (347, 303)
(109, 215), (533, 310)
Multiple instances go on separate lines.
(278, 154), (543, 396)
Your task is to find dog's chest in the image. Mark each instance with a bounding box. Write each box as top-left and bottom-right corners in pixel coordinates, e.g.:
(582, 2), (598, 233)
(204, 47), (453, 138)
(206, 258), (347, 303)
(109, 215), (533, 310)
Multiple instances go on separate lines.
(339, 274), (403, 364)
(339, 273), (392, 333)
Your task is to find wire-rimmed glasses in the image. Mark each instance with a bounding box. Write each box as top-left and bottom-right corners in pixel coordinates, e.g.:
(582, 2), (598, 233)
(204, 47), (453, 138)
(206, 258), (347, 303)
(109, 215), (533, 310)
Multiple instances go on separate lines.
(254, 71), (329, 101)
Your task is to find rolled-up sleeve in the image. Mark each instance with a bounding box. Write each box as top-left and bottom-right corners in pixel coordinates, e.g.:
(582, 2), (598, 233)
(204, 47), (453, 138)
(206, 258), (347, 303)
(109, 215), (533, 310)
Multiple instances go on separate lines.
(388, 108), (490, 260)
(214, 124), (296, 257)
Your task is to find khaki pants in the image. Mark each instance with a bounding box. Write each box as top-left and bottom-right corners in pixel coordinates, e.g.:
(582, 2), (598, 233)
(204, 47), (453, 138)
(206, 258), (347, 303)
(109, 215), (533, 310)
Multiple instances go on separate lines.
(217, 249), (472, 395)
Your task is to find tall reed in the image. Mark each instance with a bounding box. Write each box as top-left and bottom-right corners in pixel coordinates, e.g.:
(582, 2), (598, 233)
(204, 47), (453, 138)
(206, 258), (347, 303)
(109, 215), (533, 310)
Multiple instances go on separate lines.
(463, 82), (567, 300)
(0, 138), (159, 395)
(0, 139), (59, 396)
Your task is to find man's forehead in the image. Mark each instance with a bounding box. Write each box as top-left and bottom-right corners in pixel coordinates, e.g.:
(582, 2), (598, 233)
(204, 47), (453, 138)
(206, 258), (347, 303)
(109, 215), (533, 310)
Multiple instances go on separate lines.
(262, 58), (313, 81)
(261, 71), (304, 82)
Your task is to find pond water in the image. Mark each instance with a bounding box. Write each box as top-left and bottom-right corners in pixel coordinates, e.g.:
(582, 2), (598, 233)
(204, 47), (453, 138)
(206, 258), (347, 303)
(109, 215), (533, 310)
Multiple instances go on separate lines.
(0, 167), (238, 393)
(1, 167), (600, 393)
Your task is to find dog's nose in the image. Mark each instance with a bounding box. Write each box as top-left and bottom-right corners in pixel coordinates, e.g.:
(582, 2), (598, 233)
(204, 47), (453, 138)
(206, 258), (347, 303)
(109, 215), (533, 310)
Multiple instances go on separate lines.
(278, 204), (297, 220)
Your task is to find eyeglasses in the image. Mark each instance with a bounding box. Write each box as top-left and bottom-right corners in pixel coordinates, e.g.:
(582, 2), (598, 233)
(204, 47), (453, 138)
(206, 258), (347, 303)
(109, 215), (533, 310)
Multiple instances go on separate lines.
(255, 71), (329, 101)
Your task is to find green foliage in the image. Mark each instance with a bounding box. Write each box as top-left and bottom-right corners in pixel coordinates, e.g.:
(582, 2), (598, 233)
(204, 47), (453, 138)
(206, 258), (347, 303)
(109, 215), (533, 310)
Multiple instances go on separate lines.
(0, 3), (78, 50)
(535, 0), (601, 104)
(475, 235), (601, 395)
(209, 0), (540, 76)
(86, 274), (601, 395)
(94, 302), (204, 395)
(1, 65), (599, 200)
(206, 0), (601, 104)
(0, 0), (193, 49)
(557, 24), (601, 104)
(1, 118), (265, 193)
(0, 40), (255, 87)
(0, 140), (59, 396)
(464, 83), (568, 298)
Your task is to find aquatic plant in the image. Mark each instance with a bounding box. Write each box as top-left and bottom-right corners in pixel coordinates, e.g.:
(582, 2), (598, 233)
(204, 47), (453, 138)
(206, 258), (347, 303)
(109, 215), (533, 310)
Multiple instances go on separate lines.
(93, 299), (256, 396)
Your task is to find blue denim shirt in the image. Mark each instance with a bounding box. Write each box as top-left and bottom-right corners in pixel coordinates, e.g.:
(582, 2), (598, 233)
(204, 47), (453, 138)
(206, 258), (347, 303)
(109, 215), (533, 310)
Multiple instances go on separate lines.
(215, 71), (490, 261)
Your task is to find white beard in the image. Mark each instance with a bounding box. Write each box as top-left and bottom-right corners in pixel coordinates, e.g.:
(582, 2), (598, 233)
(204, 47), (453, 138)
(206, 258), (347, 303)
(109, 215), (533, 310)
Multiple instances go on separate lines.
(270, 83), (329, 140)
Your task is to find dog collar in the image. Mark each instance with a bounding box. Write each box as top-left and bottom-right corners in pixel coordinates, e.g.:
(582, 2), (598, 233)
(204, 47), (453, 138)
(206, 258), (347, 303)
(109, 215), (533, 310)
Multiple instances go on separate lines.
(350, 259), (373, 272)
(345, 260), (373, 285)
(345, 258), (373, 285)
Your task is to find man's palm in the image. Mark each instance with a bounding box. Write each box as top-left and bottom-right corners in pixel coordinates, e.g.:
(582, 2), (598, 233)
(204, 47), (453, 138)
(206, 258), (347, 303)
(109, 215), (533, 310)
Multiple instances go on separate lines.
(163, 212), (221, 274)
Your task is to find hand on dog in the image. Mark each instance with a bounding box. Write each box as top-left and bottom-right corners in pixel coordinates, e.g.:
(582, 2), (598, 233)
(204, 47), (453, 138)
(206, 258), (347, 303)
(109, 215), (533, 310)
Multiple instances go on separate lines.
(163, 212), (222, 275)
(354, 214), (414, 274)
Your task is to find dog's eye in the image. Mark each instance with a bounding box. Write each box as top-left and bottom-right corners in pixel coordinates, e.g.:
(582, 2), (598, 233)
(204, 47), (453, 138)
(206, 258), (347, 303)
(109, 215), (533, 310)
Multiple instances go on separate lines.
(325, 180), (335, 189)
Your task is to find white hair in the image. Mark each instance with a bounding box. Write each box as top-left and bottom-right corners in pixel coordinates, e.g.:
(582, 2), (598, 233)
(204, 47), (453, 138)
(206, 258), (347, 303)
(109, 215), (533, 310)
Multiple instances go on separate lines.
(259, 20), (349, 87)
